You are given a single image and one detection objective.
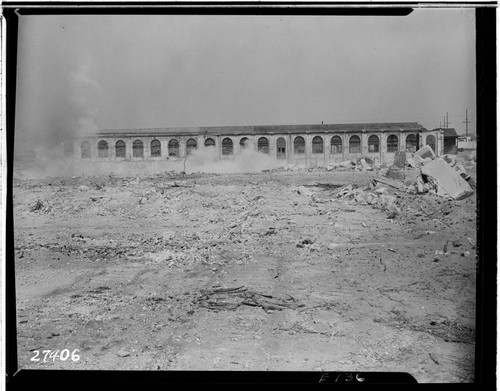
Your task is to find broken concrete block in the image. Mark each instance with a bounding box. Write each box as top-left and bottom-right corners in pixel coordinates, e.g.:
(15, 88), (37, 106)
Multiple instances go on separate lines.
(442, 154), (458, 166)
(416, 176), (426, 193)
(463, 175), (476, 189)
(366, 193), (377, 205)
(406, 157), (420, 168)
(415, 155), (433, 165)
(296, 186), (314, 196)
(415, 145), (436, 160)
(379, 195), (396, 208)
(406, 184), (417, 194)
(358, 158), (373, 171)
(374, 176), (407, 191)
(421, 158), (474, 200)
(337, 184), (353, 195)
(393, 151), (407, 169)
(385, 167), (405, 180)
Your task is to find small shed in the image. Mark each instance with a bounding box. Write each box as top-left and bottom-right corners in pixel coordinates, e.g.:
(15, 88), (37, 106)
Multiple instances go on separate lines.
(443, 128), (459, 154)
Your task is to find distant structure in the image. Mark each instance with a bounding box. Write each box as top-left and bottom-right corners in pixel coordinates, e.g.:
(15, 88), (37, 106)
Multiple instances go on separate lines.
(431, 127), (460, 155)
(65, 122), (446, 166)
(457, 135), (476, 151)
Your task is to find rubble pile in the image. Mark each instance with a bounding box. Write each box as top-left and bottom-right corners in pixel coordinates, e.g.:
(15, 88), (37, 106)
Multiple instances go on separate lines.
(278, 157), (382, 173)
(325, 157), (381, 172)
(408, 149), (475, 200)
(379, 147), (476, 200)
(13, 154), (476, 379)
(325, 147), (476, 221)
(334, 183), (401, 218)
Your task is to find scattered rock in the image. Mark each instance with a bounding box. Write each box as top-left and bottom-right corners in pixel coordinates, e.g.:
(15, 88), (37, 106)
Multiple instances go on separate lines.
(327, 243), (342, 251)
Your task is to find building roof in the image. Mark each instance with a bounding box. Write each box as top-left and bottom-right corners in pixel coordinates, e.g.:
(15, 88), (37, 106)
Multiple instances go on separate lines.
(432, 127), (459, 138)
(96, 122), (426, 138)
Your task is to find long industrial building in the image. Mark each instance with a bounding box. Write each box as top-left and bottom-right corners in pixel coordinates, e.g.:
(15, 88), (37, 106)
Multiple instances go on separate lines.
(67, 122), (446, 166)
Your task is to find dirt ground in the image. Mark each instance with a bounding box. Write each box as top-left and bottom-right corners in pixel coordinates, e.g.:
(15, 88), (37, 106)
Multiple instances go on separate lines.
(13, 166), (476, 382)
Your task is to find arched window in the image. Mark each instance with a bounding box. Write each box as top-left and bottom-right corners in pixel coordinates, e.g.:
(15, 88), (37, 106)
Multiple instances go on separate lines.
(97, 140), (109, 158)
(349, 135), (361, 153)
(115, 140), (126, 158)
(222, 138), (233, 155)
(368, 135), (380, 153)
(406, 134), (418, 152)
(168, 139), (179, 156)
(426, 135), (436, 152)
(387, 135), (399, 152)
(151, 139), (161, 157)
(276, 137), (286, 158)
(294, 136), (305, 154)
(81, 141), (91, 158)
(133, 140), (144, 157)
(312, 136), (323, 154)
(330, 136), (342, 154)
(204, 138), (215, 148)
(257, 137), (269, 154)
(240, 137), (250, 148)
(186, 139), (197, 155)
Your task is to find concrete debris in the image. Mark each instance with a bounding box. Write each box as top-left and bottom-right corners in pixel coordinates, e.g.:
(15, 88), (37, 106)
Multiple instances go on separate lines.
(375, 187), (389, 195)
(406, 157), (420, 168)
(466, 237), (476, 249)
(416, 176), (426, 193)
(364, 157), (374, 165)
(373, 177), (406, 192)
(29, 200), (44, 212)
(296, 186), (314, 196)
(385, 167), (405, 180)
(415, 145), (436, 160)
(406, 183), (417, 195)
(421, 158), (474, 200)
(393, 151), (407, 169)
(316, 158), (380, 172)
(336, 183), (398, 213)
(376, 153), (478, 200)
(442, 154), (476, 189)
(358, 158), (374, 171)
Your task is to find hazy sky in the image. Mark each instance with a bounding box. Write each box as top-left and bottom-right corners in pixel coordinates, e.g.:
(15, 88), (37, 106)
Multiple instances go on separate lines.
(15, 8), (476, 145)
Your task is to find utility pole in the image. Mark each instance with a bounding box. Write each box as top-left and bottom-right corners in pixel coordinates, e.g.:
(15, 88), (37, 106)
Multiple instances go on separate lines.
(446, 112), (449, 129)
(463, 108), (471, 137)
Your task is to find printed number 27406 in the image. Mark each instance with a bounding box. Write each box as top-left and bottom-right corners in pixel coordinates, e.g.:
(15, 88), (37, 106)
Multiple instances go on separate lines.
(30, 349), (80, 363)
